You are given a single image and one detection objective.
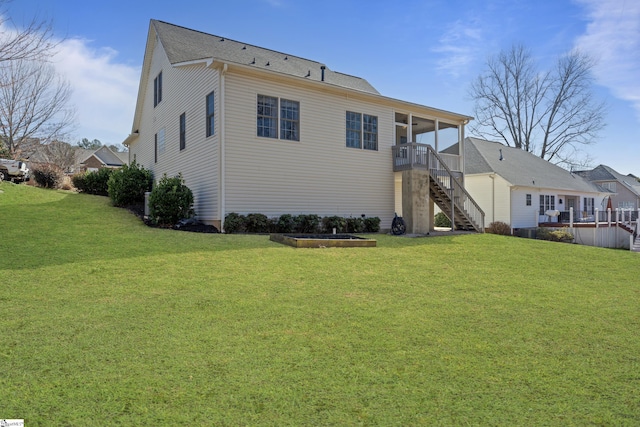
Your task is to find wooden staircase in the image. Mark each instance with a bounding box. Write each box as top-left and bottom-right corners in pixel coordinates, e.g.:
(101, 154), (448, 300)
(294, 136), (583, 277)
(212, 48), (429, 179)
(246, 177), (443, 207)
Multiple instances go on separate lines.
(392, 143), (485, 233)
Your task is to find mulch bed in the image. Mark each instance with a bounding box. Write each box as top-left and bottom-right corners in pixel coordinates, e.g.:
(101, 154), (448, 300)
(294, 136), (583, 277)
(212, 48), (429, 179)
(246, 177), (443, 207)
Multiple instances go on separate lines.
(125, 204), (220, 233)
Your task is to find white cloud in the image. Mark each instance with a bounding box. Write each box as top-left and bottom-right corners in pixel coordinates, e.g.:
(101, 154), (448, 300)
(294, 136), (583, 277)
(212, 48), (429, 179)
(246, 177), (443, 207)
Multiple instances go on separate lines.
(433, 19), (484, 78)
(52, 38), (140, 144)
(574, 0), (640, 120)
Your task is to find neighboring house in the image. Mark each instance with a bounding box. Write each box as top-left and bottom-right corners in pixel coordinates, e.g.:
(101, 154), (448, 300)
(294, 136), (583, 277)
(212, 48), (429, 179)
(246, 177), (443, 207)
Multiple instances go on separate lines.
(574, 165), (640, 211)
(123, 20), (483, 232)
(80, 146), (128, 172)
(451, 137), (608, 229)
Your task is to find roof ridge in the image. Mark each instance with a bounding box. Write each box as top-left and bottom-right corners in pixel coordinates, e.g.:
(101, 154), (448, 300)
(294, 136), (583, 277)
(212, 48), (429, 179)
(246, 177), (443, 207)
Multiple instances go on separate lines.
(152, 19), (327, 67)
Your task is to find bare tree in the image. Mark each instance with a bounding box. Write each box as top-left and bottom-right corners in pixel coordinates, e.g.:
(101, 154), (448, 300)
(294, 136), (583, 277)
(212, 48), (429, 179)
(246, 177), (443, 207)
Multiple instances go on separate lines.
(41, 140), (78, 172)
(0, 0), (58, 63)
(469, 45), (605, 168)
(0, 58), (75, 158)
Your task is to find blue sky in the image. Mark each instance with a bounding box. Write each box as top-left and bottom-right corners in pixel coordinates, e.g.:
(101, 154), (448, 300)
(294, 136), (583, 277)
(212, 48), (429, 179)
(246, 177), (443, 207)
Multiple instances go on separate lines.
(6, 0), (639, 174)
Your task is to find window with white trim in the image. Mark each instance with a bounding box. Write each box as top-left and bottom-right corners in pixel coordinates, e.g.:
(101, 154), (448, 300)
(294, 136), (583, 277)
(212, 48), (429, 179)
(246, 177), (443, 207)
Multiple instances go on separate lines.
(346, 111), (378, 151)
(584, 197), (595, 215)
(280, 99), (300, 141)
(539, 195), (555, 214)
(526, 194), (532, 206)
(257, 95), (278, 138)
(257, 95), (300, 141)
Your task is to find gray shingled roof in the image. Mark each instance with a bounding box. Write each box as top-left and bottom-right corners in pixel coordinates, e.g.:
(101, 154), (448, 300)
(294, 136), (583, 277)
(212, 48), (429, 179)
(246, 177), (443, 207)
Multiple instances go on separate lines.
(82, 146), (126, 167)
(574, 164), (640, 196)
(463, 137), (602, 193)
(152, 20), (379, 95)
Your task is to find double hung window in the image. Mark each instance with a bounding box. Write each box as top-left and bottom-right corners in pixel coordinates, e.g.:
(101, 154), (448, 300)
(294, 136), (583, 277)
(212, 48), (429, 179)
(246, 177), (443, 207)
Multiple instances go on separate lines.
(346, 111), (377, 150)
(257, 95), (299, 141)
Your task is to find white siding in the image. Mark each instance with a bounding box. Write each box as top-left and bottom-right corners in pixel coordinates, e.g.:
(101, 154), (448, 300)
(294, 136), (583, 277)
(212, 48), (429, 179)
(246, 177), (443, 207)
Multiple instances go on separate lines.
(129, 40), (220, 222)
(510, 188), (540, 228)
(464, 174), (511, 228)
(223, 73), (396, 226)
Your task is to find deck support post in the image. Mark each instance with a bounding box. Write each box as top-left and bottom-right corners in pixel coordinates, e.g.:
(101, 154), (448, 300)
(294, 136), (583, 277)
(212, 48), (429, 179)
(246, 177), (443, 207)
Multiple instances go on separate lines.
(401, 169), (432, 234)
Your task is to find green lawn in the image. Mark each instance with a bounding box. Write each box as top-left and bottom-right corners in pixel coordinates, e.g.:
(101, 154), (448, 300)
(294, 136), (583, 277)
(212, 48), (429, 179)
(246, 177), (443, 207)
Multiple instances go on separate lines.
(1, 182), (639, 426)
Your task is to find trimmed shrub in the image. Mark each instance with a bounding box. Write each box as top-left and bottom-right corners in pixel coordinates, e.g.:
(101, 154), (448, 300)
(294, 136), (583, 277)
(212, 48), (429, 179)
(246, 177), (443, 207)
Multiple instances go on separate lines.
(245, 213), (270, 233)
(148, 173), (194, 225)
(92, 168), (113, 196)
(537, 227), (573, 243)
(295, 214), (320, 233)
(224, 213), (246, 234)
(276, 214), (296, 233)
(363, 217), (381, 233)
(322, 216), (347, 233)
(487, 221), (512, 235)
(434, 212), (452, 228)
(71, 173), (88, 192)
(108, 161), (153, 207)
(31, 163), (64, 189)
(346, 216), (365, 233)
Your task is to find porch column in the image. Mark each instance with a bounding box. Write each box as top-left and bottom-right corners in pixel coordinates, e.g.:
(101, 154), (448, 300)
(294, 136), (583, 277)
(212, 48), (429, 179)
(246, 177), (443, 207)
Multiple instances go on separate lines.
(434, 119), (439, 152)
(402, 169), (431, 234)
(407, 114), (413, 143)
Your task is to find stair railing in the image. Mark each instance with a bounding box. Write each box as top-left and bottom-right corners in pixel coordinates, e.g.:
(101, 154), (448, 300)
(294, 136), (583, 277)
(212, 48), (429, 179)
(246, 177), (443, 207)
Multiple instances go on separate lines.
(425, 145), (485, 232)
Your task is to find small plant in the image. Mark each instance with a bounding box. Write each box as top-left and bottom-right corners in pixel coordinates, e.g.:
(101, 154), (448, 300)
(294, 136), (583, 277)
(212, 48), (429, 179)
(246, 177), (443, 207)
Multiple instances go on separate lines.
(224, 213), (246, 234)
(108, 161), (153, 207)
(363, 217), (381, 233)
(148, 173), (194, 225)
(487, 221), (512, 236)
(434, 212), (452, 228)
(31, 163), (64, 189)
(245, 213), (270, 233)
(276, 214), (296, 233)
(322, 216), (347, 233)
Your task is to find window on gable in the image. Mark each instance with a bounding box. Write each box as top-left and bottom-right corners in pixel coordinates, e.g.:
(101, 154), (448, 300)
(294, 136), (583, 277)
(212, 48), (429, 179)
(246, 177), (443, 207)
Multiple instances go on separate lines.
(154, 71), (163, 107)
(346, 111), (377, 151)
(257, 95), (278, 138)
(179, 113), (186, 150)
(206, 91), (215, 137)
(280, 99), (300, 141)
(526, 194), (531, 206)
(539, 194), (555, 215)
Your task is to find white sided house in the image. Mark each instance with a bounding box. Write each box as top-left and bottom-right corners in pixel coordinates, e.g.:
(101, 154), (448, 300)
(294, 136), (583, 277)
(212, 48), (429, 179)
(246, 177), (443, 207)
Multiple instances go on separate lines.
(458, 138), (608, 229)
(124, 20), (484, 232)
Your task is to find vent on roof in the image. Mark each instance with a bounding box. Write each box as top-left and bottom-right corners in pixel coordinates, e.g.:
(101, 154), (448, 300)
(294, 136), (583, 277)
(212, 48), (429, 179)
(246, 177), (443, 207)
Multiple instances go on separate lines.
(266, 61), (270, 66)
(251, 58), (255, 64)
(242, 45), (246, 50)
(284, 56), (288, 60)
(321, 65), (326, 82)
(306, 70), (311, 77)
(220, 37), (225, 42)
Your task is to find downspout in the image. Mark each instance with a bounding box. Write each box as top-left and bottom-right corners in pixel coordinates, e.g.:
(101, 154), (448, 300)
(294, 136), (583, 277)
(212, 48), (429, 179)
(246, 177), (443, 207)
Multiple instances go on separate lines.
(490, 174), (496, 225)
(220, 63), (228, 231)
